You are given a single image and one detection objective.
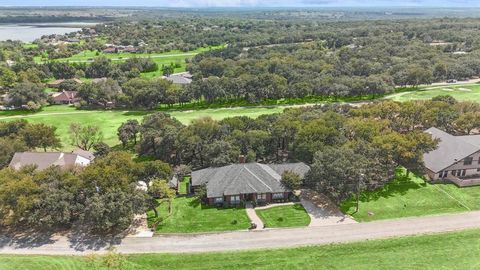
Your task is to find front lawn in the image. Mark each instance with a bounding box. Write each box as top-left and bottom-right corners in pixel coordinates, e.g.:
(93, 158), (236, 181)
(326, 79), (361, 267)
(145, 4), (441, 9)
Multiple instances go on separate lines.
(4, 229), (480, 269)
(147, 197), (250, 233)
(341, 168), (480, 222)
(256, 204), (310, 228)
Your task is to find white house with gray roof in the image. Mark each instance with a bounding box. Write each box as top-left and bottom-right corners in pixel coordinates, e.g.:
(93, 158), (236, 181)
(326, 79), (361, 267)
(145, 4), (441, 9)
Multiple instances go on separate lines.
(190, 162), (310, 205)
(424, 127), (480, 186)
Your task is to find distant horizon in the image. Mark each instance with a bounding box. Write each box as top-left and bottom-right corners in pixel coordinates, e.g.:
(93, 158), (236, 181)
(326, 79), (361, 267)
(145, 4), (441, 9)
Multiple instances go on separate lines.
(2, 0), (480, 8)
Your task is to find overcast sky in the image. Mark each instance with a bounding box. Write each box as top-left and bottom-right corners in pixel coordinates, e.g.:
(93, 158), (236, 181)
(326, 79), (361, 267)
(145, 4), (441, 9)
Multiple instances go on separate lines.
(1, 0), (480, 7)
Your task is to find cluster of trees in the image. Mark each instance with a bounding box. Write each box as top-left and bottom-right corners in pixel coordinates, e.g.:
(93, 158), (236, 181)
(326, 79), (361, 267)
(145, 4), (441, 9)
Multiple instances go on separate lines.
(45, 57), (158, 80)
(76, 77), (186, 109)
(6, 18), (480, 109)
(114, 96), (480, 203)
(0, 151), (174, 233)
(0, 120), (61, 168)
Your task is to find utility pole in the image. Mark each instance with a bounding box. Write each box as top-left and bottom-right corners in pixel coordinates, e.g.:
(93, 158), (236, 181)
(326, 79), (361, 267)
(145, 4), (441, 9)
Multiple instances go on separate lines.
(354, 173), (365, 214)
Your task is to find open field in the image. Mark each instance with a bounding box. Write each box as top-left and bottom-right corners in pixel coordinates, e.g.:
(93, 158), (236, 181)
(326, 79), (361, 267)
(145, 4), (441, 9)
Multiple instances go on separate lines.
(340, 169), (480, 222)
(146, 197), (250, 233)
(387, 83), (480, 102)
(256, 204), (310, 228)
(3, 228), (480, 269)
(0, 105), (286, 150)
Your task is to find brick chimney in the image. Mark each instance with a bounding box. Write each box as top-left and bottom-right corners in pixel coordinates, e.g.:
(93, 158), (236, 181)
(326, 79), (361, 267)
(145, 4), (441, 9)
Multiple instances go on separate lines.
(238, 155), (246, 164)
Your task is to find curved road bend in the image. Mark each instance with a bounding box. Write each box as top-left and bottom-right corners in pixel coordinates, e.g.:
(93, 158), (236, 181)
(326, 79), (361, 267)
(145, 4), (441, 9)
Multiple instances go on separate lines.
(2, 210), (480, 255)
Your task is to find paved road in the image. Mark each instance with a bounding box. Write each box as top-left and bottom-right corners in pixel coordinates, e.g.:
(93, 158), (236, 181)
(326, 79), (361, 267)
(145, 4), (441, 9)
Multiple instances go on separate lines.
(2, 210), (480, 255)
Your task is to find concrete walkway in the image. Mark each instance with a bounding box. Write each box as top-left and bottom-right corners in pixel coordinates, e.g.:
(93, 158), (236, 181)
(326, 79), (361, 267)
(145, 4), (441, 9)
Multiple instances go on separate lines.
(300, 190), (357, 227)
(2, 210), (480, 255)
(245, 202), (264, 230)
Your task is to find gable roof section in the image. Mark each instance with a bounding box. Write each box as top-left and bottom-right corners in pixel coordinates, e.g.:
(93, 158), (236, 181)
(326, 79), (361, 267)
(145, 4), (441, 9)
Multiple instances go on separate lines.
(423, 127), (480, 173)
(191, 162), (310, 198)
(164, 75), (192, 85)
(51, 91), (78, 102)
(9, 151), (92, 171)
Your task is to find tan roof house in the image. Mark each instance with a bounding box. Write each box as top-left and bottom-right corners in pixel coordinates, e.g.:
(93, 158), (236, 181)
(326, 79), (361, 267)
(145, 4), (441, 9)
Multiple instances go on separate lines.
(9, 151), (94, 171)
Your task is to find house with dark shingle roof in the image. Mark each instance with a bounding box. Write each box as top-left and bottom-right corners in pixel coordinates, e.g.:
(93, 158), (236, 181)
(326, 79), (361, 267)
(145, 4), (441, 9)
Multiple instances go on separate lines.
(424, 127), (480, 186)
(190, 162), (310, 205)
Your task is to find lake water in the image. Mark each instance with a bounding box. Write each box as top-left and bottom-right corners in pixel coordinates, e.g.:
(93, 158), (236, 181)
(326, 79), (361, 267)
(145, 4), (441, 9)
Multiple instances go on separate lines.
(0, 23), (97, 42)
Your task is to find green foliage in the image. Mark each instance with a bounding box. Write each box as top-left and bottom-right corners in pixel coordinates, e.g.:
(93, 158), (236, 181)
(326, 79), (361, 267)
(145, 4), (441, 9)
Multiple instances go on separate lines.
(69, 122), (103, 151)
(281, 171), (303, 190)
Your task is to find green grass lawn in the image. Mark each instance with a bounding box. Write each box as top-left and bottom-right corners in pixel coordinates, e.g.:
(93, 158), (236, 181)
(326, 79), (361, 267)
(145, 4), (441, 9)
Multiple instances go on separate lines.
(341, 168), (480, 222)
(3, 228), (480, 269)
(146, 197), (250, 233)
(0, 105), (286, 150)
(178, 177), (189, 195)
(387, 83), (480, 102)
(256, 204), (310, 228)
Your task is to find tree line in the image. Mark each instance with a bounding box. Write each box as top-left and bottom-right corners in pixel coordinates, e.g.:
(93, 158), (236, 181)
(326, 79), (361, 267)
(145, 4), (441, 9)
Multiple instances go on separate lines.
(4, 96), (480, 231)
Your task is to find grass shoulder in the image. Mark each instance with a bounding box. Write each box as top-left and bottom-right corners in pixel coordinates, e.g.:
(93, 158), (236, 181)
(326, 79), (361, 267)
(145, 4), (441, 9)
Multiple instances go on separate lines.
(3, 228), (480, 269)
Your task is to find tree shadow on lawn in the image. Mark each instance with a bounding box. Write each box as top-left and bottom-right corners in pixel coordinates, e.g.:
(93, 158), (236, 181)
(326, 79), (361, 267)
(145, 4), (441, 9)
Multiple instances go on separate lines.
(341, 171), (425, 211)
(292, 203), (309, 213)
(122, 111), (152, 117)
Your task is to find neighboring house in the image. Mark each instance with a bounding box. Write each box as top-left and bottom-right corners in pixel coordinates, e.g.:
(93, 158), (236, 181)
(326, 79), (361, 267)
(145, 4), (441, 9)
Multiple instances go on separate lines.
(169, 175), (179, 190)
(103, 47), (117, 54)
(424, 127), (480, 186)
(47, 78), (83, 88)
(50, 90), (80, 104)
(190, 162), (310, 206)
(9, 151), (94, 171)
(163, 73), (192, 85)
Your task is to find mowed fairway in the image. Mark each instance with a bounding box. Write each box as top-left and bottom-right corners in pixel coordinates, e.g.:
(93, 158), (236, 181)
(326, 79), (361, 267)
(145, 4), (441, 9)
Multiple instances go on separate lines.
(0, 105), (286, 150)
(3, 229), (480, 269)
(147, 197), (250, 233)
(341, 169), (480, 222)
(34, 46), (225, 77)
(387, 83), (480, 102)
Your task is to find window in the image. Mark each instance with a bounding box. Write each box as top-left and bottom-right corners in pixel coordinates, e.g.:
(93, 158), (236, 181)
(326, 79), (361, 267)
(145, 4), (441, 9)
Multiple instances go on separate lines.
(464, 157), (473, 165)
(231, 195), (240, 203)
(451, 170), (456, 176)
(257, 193), (266, 200)
(477, 168), (480, 172)
(214, 197), (223, 203)
(439, 171), (448, 178)
(272, 193), (284, 200)
(461, 169), (466, 177)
